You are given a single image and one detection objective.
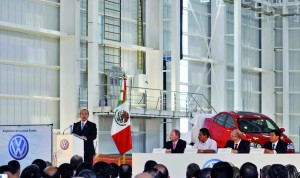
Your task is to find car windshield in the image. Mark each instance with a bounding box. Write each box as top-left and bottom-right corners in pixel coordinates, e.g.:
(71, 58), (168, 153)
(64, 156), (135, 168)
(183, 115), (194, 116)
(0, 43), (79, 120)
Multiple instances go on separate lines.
(237, 118), (279, 133)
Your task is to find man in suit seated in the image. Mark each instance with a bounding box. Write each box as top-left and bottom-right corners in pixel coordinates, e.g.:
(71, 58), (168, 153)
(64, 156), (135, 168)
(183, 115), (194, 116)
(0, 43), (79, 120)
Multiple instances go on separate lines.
(225, 129), (250, 153)
(264, 129), (287, 154)
(164, 129), (186, 153)
(192, 128), (217, 153)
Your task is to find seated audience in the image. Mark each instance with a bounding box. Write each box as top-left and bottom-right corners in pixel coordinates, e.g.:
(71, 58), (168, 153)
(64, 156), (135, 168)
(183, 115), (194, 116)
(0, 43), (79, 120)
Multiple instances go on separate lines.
(164, 129), (187, 153)
(58, 163), (74, 178)
(260, 165), (271, 178)
(154, 164), (169, 178)
(32, 159), (47, 176)
(197, 168), (212, 178)
(192, 128), (217, 153)
(232, 166), (240, 178)
(109, 163), (119, 178)
(78, 169), (96, 178)
(147, 168), (163, 178)
(264, 129), (287, 154)
(70, 155), (83, 174)
(43, 166), (60, 178)
(135, 172), (154, 178)
(211, 162), (233, 178)
(8, 160), (20, 177)
(20, 164), (41, 178)
(75, 162), (92, 176)
(92, 161), (111, 178)
(240, 162), (258, 178)
(119, 164), (132, 178)
(186, 163), (200, 178)
(143, 160), (158, 172)
(268, 164), (287, 178)
(225, 129), (250, 153)
(285, 164), (298, 178)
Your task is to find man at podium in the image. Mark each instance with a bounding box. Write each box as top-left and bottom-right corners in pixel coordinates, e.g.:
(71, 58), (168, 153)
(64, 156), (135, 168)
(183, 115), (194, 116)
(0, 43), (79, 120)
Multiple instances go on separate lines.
(72, 108), (97, 164)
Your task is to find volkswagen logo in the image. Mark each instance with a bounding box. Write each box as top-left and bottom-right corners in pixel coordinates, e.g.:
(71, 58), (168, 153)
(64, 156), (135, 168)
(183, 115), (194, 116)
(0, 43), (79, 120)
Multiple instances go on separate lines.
(202, 159), (222, 168)
(8, 134), (29, 160)
(60, 139), (69, 150)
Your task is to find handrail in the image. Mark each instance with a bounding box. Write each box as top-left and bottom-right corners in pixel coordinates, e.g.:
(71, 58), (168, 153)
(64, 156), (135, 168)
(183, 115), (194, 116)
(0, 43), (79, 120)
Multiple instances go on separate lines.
(96, 85), (217, 116)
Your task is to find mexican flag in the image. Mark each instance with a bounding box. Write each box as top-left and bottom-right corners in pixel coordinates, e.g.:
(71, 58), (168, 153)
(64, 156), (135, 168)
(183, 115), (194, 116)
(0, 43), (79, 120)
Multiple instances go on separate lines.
(111, 76), (132, 155)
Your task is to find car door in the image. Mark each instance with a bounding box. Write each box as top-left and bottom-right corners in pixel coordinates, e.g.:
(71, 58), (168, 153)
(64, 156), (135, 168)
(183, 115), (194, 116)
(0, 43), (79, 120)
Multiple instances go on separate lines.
(211, 113), (228, 147)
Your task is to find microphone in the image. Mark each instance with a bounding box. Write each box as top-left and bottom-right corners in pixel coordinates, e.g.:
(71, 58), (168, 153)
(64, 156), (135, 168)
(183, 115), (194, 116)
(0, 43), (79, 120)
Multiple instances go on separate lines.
(62, 124), (73, 135)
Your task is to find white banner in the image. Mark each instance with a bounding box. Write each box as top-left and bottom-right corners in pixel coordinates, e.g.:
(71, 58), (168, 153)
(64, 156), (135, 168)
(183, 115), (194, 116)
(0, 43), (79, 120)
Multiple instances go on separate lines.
(0, 125), (52, 169)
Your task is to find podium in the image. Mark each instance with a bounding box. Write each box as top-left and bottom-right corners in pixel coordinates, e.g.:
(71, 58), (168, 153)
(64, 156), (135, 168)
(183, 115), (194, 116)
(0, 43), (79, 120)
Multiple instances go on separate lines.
(56, 134), (84, 166)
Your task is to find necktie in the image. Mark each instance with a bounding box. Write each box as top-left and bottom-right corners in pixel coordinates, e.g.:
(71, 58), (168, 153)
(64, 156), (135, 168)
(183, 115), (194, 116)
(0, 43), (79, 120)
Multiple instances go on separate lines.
(173, 142), (176, 149)
(234, 143), (238, 150)
(272, 144), (275, 150)
(81, 122), (84, 130)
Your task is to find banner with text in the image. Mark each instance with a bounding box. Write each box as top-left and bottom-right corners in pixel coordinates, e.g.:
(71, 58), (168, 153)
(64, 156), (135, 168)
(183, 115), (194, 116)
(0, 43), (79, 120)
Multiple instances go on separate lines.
(0, 125), (52, 169)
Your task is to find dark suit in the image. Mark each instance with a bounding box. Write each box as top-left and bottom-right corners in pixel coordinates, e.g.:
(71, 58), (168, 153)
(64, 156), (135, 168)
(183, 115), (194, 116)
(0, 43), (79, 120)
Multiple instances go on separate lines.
(264, 140), (287, 153)
(72, 120), (97, 164)
(164, 139), (187, 153)
(225, 139), (250, 153)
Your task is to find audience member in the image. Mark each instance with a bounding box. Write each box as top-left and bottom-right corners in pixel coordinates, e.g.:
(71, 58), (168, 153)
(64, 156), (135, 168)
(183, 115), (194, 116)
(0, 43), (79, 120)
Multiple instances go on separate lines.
(20, 164), (41, 178)
(225, 129), (250, 153)
(70, 155), (83, 173)
(119, 164), (132, 178)
(232, 166), (240, 178)
(43, 166), (60, 178)
(285, 164), (298, 178)
(143, 160), (158, 172)
(109, 163), (119, 178)
(240, 162), (258, 178)
(32, 159), (47, 176)
(192, 128), (217, 153)
(58, 163), (74, 178)
(268, 164), (288, 178)
(197, 168), (212, 178)
(211, 161), (233, 178)
(135, 172), (154, 178)
(164, 129), (187, 153)
(92, 161), (111, 178)
(78, 169), (96, 178)
(186, 163), (200, 178)
(75, 162), (92, 176)
(260, 165), (271, 178)
(154, 164), (169, 178)
(147, 168), (163, 178)
(8, 160), (20, 177)
(264, 130), (287, 154)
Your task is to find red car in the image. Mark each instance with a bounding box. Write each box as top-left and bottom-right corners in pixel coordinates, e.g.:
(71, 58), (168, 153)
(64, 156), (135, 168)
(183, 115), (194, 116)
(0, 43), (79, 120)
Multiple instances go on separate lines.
(202, 111), (295, 153)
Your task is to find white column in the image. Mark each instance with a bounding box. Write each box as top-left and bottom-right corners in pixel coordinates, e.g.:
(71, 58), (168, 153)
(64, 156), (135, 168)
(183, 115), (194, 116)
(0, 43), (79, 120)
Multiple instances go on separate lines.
(211, 1), (226, 112)
(145, 0), (159, 50)
(60, 0), (81, 132)
(261, 17), (275, 117)
(171, 0), (181, 111)
(234, 0), (242, 110)
(87, 0), (99, 121)
(282, 3), (289, 134)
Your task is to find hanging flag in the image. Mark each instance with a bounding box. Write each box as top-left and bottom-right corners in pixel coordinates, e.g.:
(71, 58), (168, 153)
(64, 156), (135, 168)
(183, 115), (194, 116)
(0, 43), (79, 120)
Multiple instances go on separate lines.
(111, 75), (132, 155)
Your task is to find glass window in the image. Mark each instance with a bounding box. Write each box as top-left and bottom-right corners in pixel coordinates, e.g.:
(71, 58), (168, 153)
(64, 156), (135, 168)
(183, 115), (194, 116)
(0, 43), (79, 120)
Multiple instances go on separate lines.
(213, 114), (227, 127)
(224, 115), (236, 129)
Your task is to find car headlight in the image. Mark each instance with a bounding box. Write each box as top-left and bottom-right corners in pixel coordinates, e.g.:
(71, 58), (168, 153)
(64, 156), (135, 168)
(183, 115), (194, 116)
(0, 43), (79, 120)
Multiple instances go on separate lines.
(287, 143), (295, 150)
(250, 142), (261, 148)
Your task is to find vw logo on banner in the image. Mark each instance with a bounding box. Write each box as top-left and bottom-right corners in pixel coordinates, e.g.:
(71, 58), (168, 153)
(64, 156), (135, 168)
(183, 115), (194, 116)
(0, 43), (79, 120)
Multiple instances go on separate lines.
(60, 139), (69, 150)
(8, 134), (29, 160)
(203, 159), (222, 168)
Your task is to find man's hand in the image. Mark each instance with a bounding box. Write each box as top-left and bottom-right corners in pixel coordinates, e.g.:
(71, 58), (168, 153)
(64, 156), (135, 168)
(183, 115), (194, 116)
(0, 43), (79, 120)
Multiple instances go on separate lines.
(264, 149), (274, 154)
(80, 136), (87, 140)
